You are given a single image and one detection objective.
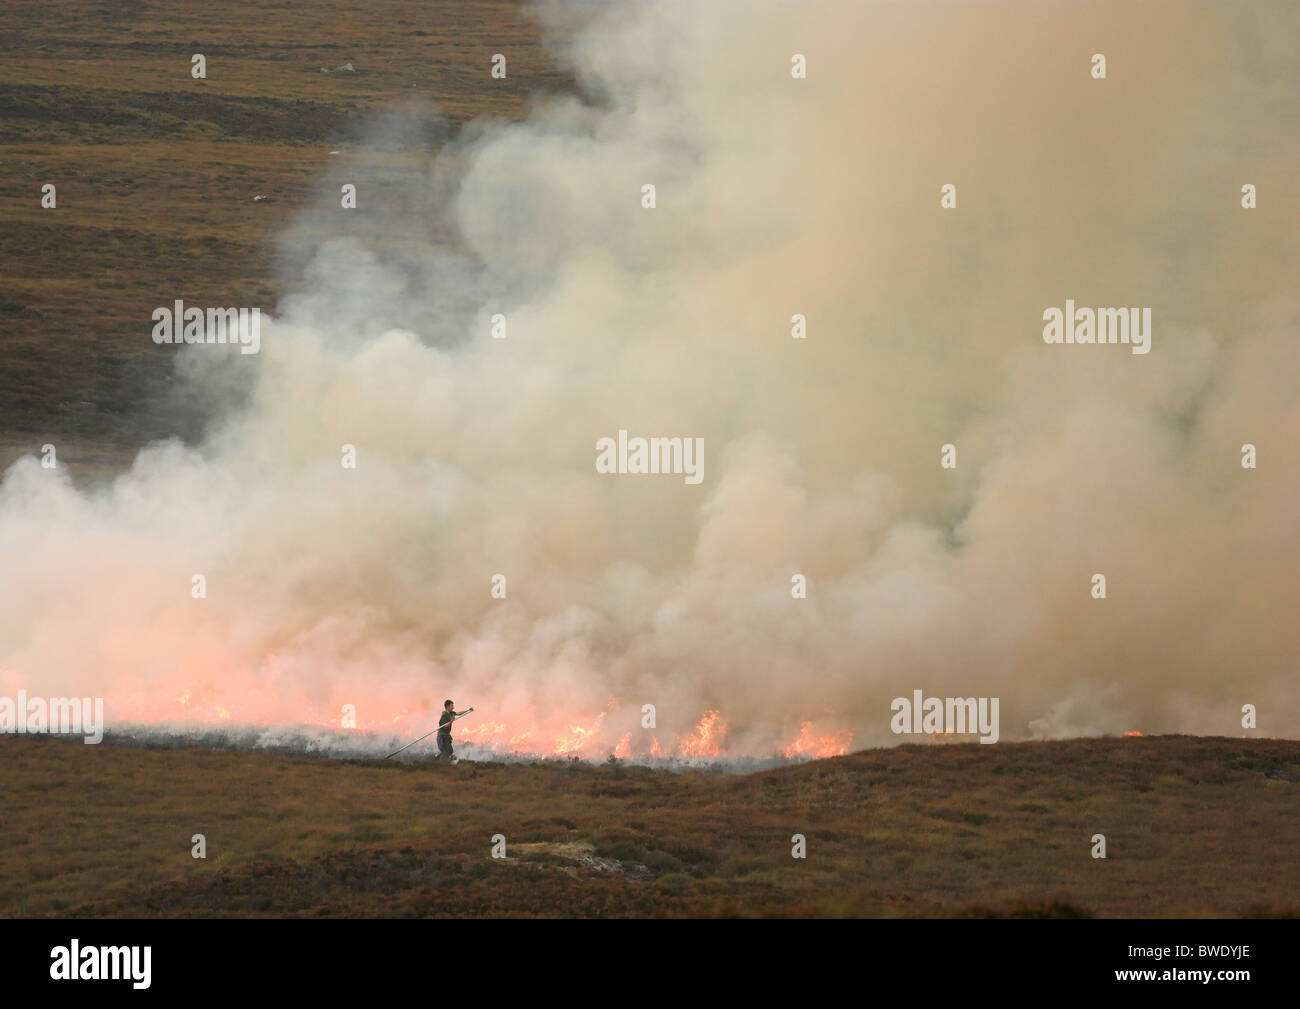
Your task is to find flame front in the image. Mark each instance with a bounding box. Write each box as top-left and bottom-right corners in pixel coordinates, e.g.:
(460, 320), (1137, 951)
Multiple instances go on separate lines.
(677, 710), (727, 758)
(29, 650), (863, 762)
(555, 713), (607, 756)
(783, 721), (853, 759)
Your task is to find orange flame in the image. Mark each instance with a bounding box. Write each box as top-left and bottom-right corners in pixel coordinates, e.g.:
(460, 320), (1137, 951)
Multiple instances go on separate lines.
(783, 721), (853, 759)
(677, 710), (727, 758)
(65, 657), (875, 764)
(554, 712), (607, 756)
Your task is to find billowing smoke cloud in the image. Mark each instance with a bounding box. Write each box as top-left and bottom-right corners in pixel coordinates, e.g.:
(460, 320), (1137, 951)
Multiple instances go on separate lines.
(2, 2), (1297, 758)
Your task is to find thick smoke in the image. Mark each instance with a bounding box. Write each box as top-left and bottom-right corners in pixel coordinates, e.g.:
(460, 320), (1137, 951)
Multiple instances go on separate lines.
(2, 2), (1297, 757)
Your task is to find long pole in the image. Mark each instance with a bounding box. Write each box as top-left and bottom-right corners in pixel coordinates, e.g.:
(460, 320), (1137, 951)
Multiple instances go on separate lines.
(383, 708), (474, 759)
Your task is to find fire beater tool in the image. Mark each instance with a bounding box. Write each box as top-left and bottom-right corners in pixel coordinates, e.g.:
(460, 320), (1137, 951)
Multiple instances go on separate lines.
(383, 707), (475, 759)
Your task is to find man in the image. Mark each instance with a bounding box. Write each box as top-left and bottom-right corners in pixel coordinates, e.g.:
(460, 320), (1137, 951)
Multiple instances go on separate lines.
(437, 699), (471, 763)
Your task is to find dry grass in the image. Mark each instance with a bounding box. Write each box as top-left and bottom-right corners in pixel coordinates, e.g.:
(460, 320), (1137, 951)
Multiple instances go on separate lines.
(0, 0), (573, 472)
(1, 734), (1295, 917)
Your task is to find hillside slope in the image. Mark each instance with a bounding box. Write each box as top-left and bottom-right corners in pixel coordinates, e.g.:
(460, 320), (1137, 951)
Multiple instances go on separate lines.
(2, 734), (1296, 917)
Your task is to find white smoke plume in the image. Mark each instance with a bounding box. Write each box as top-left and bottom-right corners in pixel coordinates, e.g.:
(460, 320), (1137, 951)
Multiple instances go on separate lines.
(2, 2), (1297, 759)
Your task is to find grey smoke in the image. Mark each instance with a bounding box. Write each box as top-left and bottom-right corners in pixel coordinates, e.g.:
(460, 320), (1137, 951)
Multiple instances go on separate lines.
(0, 2), (1296, 757)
